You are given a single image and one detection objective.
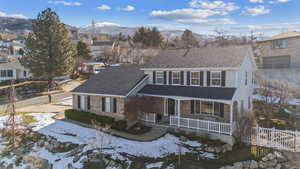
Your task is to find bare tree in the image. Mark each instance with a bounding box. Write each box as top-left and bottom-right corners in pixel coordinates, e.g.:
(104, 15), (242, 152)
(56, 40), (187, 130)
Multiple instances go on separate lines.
(234, 113), (256, 146)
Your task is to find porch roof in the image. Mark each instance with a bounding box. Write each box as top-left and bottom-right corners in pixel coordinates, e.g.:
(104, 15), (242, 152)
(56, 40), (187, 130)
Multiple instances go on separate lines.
(138, 85), (236, 101)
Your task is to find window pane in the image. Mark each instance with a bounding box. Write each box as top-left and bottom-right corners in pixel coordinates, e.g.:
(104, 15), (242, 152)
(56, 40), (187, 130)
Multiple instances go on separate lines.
(212, 79), (221, 86)
(201, 101), (213, 115)
(172, 72), (180, 84)
(214, 102), (220, 116)
(191, 72), (200, 85)
(156, 71), (164, 84)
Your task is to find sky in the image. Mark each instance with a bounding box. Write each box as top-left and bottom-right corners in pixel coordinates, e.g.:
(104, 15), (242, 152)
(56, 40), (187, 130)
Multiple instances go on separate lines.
(1, 0), (300, 36)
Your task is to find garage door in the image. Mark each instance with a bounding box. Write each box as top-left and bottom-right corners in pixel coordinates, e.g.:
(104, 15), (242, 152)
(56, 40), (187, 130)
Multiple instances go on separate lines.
(263, 55), (291, 68)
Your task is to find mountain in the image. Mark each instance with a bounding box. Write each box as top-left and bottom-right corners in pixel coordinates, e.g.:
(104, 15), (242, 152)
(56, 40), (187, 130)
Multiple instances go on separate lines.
(0, 17), (32, 31)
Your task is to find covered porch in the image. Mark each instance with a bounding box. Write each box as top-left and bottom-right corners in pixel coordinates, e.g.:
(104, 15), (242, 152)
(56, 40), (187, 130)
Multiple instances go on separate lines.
(137, 85), (238, 135)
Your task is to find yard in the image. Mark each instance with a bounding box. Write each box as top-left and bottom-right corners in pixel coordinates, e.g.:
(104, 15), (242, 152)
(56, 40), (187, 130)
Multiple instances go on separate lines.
(0, 112), (271, 169)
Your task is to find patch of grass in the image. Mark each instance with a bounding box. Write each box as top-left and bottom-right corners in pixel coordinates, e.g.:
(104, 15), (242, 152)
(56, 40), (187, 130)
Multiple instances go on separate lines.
(22, 115), (37, 124)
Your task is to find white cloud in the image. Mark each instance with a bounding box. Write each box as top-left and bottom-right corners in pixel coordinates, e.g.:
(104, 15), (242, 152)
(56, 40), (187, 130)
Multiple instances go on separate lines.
(48, 1), (81, 6)
(0, 11), (28, 19)
(119, 5), (135, 11)
(269, 0), (290, 4)
(97, 5), (111, 11)
(249, 0), (264, 3)
(188, 0), (240, 12)
(150, 8), (225, 20)
(241, 5), (271, 16)
(176, 18), (236, 25)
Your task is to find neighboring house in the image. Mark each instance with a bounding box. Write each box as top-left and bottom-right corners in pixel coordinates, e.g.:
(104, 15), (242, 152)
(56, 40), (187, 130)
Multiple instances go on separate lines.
(258, 31), (300, 69)
(0, 59), (31, 82)
(90, 40), (115, 59)
(71, 45), (256, 138)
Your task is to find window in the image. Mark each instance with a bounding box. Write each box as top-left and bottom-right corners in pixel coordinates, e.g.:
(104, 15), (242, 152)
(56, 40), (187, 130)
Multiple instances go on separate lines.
(105, 97), (111, 113)
(245, 71), (248, 86)
(172, 71), (180, 85)
(214, 102), (221, 116)
(0, 70), (6, 77)
(7, 70), (13, 77)
(156, 71), (164, 84)
(211, 71), (221, 86)
(272, 39), (288, 49)
(191, 72), (200, 85)
(201, 101), (213, 115)
(23, 71), (27, 77)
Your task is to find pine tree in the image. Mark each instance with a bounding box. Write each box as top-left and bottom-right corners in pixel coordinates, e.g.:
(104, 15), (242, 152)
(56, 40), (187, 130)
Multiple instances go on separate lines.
(132, 27), (163, 48)
(76, 40), (92, 60)
(20, 8), (75, 94)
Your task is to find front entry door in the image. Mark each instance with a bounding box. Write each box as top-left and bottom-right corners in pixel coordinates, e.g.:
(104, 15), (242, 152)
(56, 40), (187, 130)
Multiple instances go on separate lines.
(168, 99), (175, 116)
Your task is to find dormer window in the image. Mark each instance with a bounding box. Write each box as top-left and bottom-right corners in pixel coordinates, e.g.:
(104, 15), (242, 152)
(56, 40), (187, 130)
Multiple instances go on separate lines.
(156, 71), (164, 84)
(172, 71), (180, 85)
(272, 39), (288, 49)
(191, 72), (200, 85)
(211, 71), (221, 86)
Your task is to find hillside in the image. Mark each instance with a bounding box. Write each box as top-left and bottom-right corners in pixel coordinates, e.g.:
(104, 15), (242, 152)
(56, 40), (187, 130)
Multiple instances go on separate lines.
(0, 17), (32, 31)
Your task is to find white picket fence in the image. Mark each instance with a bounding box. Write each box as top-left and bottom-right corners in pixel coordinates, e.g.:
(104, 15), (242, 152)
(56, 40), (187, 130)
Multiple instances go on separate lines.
(169, 116), (232, 135)
(138, 112), (156, 123)
(244, 126), (300, 152)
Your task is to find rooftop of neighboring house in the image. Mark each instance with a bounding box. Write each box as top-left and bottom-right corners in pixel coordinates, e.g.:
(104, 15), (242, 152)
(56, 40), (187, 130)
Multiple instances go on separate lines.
(91, 40), (114, 46)
(72, 66), (146, 96)
(259, 31), (300, 42)
(0, 59), (26, 70)
(142, 45), (252, 69)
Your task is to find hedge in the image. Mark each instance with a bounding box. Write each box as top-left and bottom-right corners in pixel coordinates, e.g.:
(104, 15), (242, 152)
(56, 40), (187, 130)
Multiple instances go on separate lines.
(65, 109), (127, 131)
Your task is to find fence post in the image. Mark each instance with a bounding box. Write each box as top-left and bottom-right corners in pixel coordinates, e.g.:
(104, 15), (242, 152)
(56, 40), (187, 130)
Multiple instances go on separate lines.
(295, 130), (298, 152)
(208, 120), (210, 132)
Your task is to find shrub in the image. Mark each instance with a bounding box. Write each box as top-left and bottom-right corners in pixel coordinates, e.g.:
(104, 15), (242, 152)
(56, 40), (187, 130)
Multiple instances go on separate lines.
(65, 109), (115, 127)
(111, 120), (127, 131)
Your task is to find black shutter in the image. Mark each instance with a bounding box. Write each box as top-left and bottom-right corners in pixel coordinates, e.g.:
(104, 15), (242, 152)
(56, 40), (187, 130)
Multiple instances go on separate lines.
(180, 71), (184, 85)
(102, 97), (106, 112)
(186, 71), (190, 85)
(152, 71), (156, 84)
(207, 71), (211, 86)
(113, 98), (117, 113)
(191, 100), (195, 114)
(87, 96), (90, 110)
(169, 71), (172, 85)
(163, 71), (167, 84)
(200, 71), (204, 86)
(220, 103), (224, 117)
(77, 95), (81, 109)
(221, 71), (226, 87)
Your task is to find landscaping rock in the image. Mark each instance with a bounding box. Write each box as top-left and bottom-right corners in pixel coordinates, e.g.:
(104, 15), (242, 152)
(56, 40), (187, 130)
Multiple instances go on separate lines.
(275, 164), (282, 169)
(233, 162), (243, 169)
(267, 153), (276, 161)
(249, 160), (258, 169)
(23, 155), (52, 169)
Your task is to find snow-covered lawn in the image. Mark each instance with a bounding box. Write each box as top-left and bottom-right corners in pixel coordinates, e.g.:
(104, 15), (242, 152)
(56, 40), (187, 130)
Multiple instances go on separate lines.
(0, 113), (216, 169)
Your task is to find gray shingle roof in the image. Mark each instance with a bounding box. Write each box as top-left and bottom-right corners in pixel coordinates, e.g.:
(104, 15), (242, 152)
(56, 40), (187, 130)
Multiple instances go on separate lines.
(142, 45), (251, 69)
(138, 85), (236, 100)
(72, 66), (146, 96)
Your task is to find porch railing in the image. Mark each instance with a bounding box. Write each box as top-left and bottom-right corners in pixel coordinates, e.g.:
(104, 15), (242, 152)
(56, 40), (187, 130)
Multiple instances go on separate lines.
(138, 112), (156, 123)
(170, 116), (231, 135)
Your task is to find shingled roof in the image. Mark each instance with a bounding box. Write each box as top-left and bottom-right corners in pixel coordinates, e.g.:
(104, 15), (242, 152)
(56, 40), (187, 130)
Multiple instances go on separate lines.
(142, 45), (251, 69)
(72, 66), (146, 96)
(259, 31), (300, 42)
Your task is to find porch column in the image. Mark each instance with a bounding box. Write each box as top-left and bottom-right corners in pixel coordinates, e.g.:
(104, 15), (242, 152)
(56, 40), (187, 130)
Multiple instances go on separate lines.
(177, 100), (181, 127)
(230, 102), (233, 136)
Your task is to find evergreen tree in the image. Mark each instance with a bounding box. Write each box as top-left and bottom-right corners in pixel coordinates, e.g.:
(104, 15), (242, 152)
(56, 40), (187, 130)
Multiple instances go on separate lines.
(20, 8), (75, 101)
(132, 27), (163, 48)
(76, 40), (92, 60)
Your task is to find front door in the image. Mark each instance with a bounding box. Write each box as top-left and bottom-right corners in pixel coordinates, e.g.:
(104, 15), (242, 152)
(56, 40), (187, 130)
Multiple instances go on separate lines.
(168, 99), (175, 116)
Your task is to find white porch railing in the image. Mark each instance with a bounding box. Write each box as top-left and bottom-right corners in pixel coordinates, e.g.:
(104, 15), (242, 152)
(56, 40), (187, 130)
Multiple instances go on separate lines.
(138, 112), (156, 123)
(170, 116), (231, 135)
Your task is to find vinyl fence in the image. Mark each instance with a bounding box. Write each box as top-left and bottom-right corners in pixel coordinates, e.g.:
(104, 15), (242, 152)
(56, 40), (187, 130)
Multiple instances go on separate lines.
(138, 112), (156, 123)
(244, 126), (300, 152)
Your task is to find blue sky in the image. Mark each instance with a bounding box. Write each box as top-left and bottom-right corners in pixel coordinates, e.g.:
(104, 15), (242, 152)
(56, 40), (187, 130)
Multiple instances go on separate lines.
(1, 0), (300, 35)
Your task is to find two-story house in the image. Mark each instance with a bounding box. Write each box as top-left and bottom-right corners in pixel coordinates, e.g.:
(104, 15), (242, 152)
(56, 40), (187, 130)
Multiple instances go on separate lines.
(71, 45), (256, 137)
(257, 31), (300, 69)
(0, 59), (31, 82)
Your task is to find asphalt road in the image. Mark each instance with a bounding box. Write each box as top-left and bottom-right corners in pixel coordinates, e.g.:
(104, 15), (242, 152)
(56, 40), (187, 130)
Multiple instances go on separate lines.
(0, 92), (71, 112)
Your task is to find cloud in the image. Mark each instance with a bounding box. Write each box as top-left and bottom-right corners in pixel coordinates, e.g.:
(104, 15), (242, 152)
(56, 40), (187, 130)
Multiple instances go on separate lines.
(249, 0), (264, 3)
(0, 11), (28, 19)
(188, 0), (239, 13)
(48, 1), (81, 6)
(176, 18), (236, 25)
(97, 5), (111, 11)
(119, 5), (135, 11)
(241, 5), (271, 16)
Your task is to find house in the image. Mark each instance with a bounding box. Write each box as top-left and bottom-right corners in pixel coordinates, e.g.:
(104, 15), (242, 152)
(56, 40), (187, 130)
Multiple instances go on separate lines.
(0, 59), (31, 82)
(90, 40), (115, 59)
(71, 45), (256, 138)
(257, 31), (300, 69)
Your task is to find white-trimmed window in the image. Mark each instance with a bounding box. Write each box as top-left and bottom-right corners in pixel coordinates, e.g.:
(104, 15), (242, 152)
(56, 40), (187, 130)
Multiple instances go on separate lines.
(211, 71), (221, 86)
(172, 71), (180, 85)
(272, 39), (288, 49)
(201, 101), (213, 115)
(156, 71), (164, 84)
(105, 97), (111, 113)
(191, 72), (200, 85)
